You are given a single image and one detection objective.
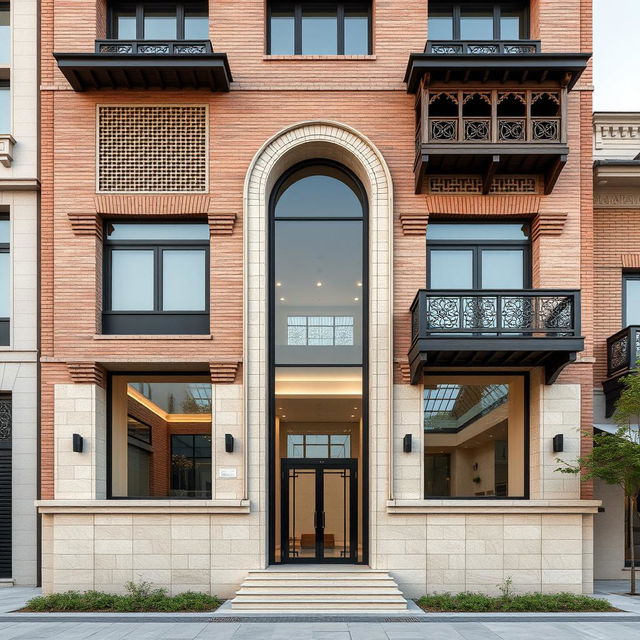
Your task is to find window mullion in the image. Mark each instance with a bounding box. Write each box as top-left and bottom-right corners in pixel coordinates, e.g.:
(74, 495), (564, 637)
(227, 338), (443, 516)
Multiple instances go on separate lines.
(177, 3), (185, 40)
(136, 3), (144, 40)
(453, 4), (461, 40)
(337, 3), (345, 55)
(295, 2), (302, 54)
(155, 246), (162, 312)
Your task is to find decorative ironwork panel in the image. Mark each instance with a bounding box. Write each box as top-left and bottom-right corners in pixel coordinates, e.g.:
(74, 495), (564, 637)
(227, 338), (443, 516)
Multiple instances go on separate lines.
(501, 297), (533, 330)
(0, 398), (10, 441)
(428, 175), (538, 194)
(431, 44), (463, 54)
(426, 297), (462, 329)
(174, 44), (208, 54)
(429, 119), (458, 141)
(468, 44), (499, 54)
(609, 335), (630, 372)
(97, 106), (208, 193)
(498, 119), (526, 141)
(504, 44), (537, 54)
(99, 44), (133, 54)
(535, 296), (573, 332)
(464, 119), (490, 141)
(138, 44), (170, 54)
(462, 296), (497, 329)
(532, 119), (560, 141)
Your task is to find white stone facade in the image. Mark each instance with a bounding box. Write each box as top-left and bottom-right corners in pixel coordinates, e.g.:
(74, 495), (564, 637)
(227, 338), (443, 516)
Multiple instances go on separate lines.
(0, 0), (39, 587)
(39, 122), (598, 598)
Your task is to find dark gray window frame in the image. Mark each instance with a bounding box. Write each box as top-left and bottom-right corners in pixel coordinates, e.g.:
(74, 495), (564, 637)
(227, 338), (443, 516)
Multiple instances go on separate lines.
(108, 0), (208, 40)
(623, 272), (640, 327)
(426, 222), (531, 290)
(102, 220), (210, 336)
(267, 1), (372, 55)
(428, 1), (530, 41)
(0, 214), (9, 346)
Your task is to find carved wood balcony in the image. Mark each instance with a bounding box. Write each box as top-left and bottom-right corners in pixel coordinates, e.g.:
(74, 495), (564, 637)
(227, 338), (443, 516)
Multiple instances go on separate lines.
(405, 43), (590, 194)
(54, 39), (232, 92)
(603, 326), (640, 417)
(408, 289), (584, 385)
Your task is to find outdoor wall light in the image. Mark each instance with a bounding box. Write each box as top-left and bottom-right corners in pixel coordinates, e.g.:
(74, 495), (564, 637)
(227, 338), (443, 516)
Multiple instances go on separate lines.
(403, 434), (412, 453)
(72, 433), (84, 453)
(553, 434), (564, 453)
(225, 434), (235, 453)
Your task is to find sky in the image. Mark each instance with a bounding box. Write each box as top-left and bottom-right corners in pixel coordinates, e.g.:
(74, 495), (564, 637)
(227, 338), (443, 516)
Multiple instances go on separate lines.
(593, 0), (640, 111)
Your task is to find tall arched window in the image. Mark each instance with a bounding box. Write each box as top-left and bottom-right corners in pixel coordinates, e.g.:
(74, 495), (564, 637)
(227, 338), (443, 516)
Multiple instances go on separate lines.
(269, 161), (368, 564)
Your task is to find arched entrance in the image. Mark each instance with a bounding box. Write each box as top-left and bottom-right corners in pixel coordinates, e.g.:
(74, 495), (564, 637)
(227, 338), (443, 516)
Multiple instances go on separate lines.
(243, 122), (393, 567)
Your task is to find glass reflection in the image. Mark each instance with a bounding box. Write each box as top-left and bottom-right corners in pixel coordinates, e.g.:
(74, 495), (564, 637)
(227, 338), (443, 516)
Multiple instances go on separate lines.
(345, 8), (369, 54)
(430, 250), (473, 289)
(0, 87), (10, 134)
(184, 10), (209, 39)
(162, 250), (207, 311)
(144, 9), (177, 39)
(625, 279), (640, 326)
(111, 250), (154, 311)
(302, 6), (337, 54)
(0, 253), (8, 317)
(0, 4), (9, 64)
(459, 8), (494, 40)
(270, 9), (295, 54)
(481, 250), (524, 289)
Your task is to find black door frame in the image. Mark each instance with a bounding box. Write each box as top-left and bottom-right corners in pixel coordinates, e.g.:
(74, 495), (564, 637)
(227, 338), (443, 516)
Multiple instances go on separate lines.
(281, 458), (358, 564)
(267, 160), (369, 565)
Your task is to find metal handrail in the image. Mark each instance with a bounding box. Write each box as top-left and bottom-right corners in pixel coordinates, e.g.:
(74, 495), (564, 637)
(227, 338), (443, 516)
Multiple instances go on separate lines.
(95, 39), (213, 55)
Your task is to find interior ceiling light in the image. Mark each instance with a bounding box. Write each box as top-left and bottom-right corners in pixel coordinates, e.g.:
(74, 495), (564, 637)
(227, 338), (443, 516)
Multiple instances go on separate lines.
(276, 282), (282, 287)
(357, 282), (362, 287)
(354, 297), (359, 301)
(279, 297), (285, 302)
(316, 282), (323, 287)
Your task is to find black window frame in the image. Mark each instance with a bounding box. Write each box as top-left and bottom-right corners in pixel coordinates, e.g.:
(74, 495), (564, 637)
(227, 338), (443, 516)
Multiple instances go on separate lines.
(428, 1), (530, 41)
(107, 0), (209, 40)
(426, 221), (531, 290)
(102, 219), (210, 336)
(267, 1), (372, 55)
(0, 214), (9, 346)
(623, 272), (640, 328)
(170, 433), (213, 498)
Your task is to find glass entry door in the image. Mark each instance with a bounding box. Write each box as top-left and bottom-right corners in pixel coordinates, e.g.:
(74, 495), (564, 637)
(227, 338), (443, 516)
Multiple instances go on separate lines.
(281, 459), (357, 563)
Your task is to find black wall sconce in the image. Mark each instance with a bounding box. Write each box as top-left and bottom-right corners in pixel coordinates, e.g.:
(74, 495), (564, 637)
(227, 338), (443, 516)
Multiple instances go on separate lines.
(403, 434), (412, 453)
(552, 434), (564, 453)
(225, 434), (235, 453)
(72, 433), (84, 453)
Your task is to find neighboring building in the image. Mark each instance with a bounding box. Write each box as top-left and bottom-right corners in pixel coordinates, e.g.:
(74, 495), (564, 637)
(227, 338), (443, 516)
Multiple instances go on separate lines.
(38, 1), (596, 606)
(593, 111), (640, 580)
(0, 0), (39, 586)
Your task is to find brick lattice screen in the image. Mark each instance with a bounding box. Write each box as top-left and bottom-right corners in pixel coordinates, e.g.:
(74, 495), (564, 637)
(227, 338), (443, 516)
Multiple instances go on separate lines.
(97, 105), (208, 193)
(428, 176), (538, 194)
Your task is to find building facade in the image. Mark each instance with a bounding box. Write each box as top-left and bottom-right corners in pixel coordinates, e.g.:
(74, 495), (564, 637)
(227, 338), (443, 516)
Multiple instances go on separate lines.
(38, 0), (598, 603)
(593, 111), (640, 580)
(0, 0), (39, 587)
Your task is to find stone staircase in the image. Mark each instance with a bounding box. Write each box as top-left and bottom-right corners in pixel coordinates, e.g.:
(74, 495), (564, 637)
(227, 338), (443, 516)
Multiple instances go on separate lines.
(231, 567), (408, 611)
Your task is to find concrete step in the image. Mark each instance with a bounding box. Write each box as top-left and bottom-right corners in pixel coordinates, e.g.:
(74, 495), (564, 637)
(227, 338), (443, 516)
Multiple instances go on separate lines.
(231, 568), (408, 611)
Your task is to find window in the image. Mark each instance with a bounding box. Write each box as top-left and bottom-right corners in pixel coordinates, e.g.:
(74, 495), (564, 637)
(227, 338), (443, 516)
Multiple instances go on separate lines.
(103, 221), (209, 335)
(0, 83), (9, 134)
(0, 216), (8, 346)
(427, 222), (530, 290)
(268, 2), (371, 55)
(108, 1), (209, 40)
(110, 377), (212, 499)
(0, 3), (9, 64)
(624, 274), (640, 327)
(273, 162), (366, 365)
(428, 2), (529, 40)
(287, 433), (352, 458)
(423, 375), (527, 498)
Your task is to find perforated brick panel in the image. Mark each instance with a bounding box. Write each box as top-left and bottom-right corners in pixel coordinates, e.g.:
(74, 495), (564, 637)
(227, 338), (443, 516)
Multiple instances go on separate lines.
(97, 105), (208, 193)
(428, 176), (538, 194)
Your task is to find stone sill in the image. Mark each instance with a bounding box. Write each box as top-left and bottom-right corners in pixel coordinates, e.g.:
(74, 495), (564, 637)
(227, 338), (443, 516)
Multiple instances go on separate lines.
(263, 54), (376, 61)
(36, 499), (250, 514)
(387, 499), (601, 515)
(93, 334), (213, 340)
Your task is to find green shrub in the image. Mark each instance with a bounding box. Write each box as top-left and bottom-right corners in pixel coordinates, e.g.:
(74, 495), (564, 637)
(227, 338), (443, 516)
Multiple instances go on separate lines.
(417, 590), (615, 613)
(24, 581), (221, 613)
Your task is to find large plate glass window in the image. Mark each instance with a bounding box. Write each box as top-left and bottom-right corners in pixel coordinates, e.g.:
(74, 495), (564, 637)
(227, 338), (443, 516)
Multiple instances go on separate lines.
(268, 1), (371, 55)
(108, 1), (209, 40)
(623, 273), (640, 327)
(110, 376), (212, 499)
(424, 374), (527, 498)
(428, 2), (529, 41)
(0, 3), (9, 65)
(103, 221), (209, 335)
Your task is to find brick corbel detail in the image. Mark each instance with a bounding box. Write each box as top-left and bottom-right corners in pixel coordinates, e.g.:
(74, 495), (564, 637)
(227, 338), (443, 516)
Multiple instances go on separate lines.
(531, 211), (568, 240)
(400, 213), (429, 236)
(67, 213), (103, 238)
(210, 361), (241, 384)
(95, 194), (211, 215)
(67, 362), (107, 388)
(395, 359), (411, 384)
(621, 254), (640, 268)
(208, 212), (237, 236)
(426, 195), (541, 216)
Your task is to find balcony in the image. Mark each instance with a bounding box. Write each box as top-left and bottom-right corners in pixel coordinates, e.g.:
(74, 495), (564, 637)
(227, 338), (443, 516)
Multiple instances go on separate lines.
(405, 41), (590, 193)
(603, 326), (640, 417)
(54, 40), (232, 92)
(408, 290), (583, 385)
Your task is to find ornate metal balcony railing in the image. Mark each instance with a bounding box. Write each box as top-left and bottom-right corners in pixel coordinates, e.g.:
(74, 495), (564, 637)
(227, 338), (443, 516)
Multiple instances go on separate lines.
(607, 326), (640, 378)
(95, 40), (213, 55)
(428, 116), (560, 143)
(411, 290), (581, 344)
(425, 40), (541, 55)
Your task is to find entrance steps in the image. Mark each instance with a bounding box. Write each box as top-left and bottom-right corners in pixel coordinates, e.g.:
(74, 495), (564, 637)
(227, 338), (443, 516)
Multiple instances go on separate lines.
(231, 567), (408, 611)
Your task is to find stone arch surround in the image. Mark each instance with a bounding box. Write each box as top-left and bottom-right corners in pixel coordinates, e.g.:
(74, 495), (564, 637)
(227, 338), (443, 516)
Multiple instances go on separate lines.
(242, 121), (394, 566)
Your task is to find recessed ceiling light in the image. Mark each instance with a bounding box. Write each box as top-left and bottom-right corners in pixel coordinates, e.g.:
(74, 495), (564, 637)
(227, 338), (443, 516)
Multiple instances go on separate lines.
(353, 407), (358, 410)
(282, 415), (286, 418)
(316, 282), (323, 287)
(276, 282), (282, 287)
(354, 297), (359, 302)
(351, 415), (355, 418)
(357, 282), (362, 287)
(279, 297), (285, 302)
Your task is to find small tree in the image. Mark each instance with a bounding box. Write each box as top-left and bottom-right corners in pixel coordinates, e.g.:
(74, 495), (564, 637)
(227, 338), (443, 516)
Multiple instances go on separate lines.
(557, 368), (640, 595)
